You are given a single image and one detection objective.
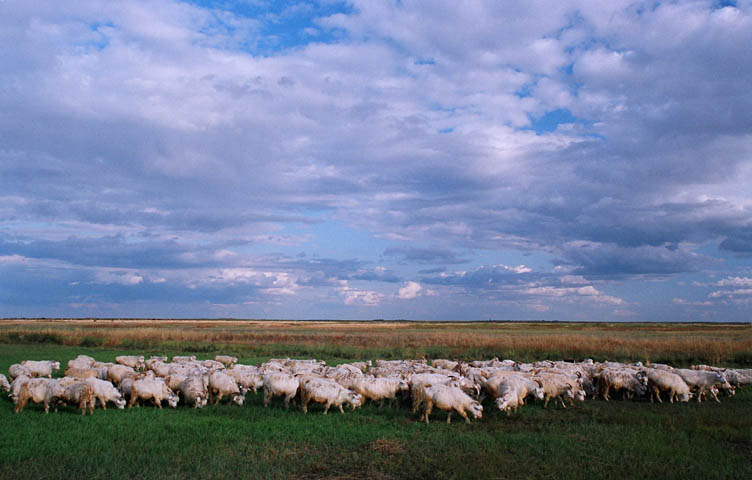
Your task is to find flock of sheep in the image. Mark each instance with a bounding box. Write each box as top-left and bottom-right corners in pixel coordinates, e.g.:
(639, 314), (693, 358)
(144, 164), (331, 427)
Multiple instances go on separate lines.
(3, 355), (750, 424)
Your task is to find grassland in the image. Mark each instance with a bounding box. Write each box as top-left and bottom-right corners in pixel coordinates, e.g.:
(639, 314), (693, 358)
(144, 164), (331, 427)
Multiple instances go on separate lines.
(2, 318), (751, 366)
(1, 320), (751, 479)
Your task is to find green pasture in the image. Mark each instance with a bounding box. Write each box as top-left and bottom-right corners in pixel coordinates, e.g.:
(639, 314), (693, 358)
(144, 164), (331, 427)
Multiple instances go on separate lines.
(1, 343), (750, 480)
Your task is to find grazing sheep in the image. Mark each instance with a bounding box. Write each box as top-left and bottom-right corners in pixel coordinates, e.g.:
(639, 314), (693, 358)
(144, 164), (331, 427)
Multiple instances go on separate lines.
(300, 378), (363, 414)
(225, 367), (263, 394)
(351, 376), (409, 407)
(171, 355), (197, 363)
(64, 367), (101, 380)
(596, 368), (648, 401)
(175, 377), (209, 408)
(67, 355), (96, 370)
(8, 364), (32, 382)
(84, 378), (126, 410)
(14, 379), (65, 414)
(420, 384), (483, 425)
(675, 369), (730, 403)
(56, 382), (96, 415)
(262, 372), (299, 409)
(647, 369), (692, 403)
(533, 374), (576, 408)
(21, 360), (61, 378)
(108, 365), (138, 387)
(10, 375), (32, 403)
(128, 378), (179, 409)
(115, 356), (145, 371)
(208, 371), (245, 406)
(215, 355), (238, 368)
(0, 373), (11, 393)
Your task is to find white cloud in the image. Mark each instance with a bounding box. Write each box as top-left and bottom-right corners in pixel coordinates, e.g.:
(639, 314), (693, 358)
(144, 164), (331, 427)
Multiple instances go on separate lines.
(398, 281), (422, 300)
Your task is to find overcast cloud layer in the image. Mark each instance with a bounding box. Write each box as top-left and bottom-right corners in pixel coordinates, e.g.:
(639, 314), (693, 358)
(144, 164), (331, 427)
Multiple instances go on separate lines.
(2, 0), (751, 321)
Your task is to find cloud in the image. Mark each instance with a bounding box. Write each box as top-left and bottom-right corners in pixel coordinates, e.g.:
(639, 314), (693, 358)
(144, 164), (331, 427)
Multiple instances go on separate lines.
(2, 1), (752, 320)
(397, 281), (436, 300)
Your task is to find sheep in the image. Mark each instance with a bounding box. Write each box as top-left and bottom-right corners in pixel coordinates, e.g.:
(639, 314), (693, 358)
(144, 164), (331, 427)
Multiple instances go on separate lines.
(494, 377), (545, 416)
(84, 378), (126, 410)
(647, 369), (692, 403)
(14, 378), (65, 414)
(409, 373), (465, 413)
(9, 375), (32, 403)
(128, 378), (179, 409)
(431, 359), (460, 371)
(148, 361), (172, 377)
(21, 360), (61, 378)
(174, 377), (209, 408)
(596, 368), (648, 401)
(533, 373), (576, 408)
(108, 364), (138, 387)
(262, 372), (299, 409)
(224, 367), (264, 394)
(56, 382), (96, 415)
(67, 355), (96, 370)
(0, 373), (10, 393)
(215, 355), (238, 368)
(115, 355), (145, 371)
(300, 378), (363, 414)
(675, 369), (730, 403)
(351, 376), (409, 407)
(8, 364), (32, 382)
(208, 371), (245, 406)
(171, 355), (197, 363)
(420, 384), (483, 425)
(64, 367), (101, 380)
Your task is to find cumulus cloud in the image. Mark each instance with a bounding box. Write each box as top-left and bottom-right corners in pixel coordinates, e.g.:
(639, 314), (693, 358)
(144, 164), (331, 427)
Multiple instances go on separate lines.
(2, 1), (751, 320)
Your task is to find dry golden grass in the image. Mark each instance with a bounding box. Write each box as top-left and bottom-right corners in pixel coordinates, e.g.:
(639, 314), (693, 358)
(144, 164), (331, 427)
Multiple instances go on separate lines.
(1, 318), (750, 365)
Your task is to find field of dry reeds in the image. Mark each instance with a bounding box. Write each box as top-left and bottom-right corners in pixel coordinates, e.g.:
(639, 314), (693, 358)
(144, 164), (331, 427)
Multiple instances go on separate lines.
(1, 319), (750, 366)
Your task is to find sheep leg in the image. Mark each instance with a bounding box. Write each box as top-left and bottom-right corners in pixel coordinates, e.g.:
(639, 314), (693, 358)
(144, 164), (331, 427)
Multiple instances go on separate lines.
(339, 404), (345, 414)
(263, 388), (271, 407)
(544, 395), (550, 408)
(458, 408), (471, 424)
(423, 400), (433, 424)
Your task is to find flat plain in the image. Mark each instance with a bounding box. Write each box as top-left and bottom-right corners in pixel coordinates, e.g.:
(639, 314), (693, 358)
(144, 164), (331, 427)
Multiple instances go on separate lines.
(1, 319), (750, 480)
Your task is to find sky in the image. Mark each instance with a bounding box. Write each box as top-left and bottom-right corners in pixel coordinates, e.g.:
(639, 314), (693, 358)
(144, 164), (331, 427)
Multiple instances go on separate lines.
(1, 0), (751, 321)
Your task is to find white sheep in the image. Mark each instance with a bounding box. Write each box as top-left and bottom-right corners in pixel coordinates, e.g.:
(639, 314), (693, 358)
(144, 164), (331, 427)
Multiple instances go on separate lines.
(533, 373), (576, 408)
(115, 355), (146, 370)
(208, 371), (245, 406)
(351, 376), (409, 407)
(56, 382), (96, 415)
(128, 378), (179, 409)
(647, 369), (692, 403)
(14, 378), (65, 414)
(215, 355), (238, 368)
(262, 372), (299, 409)
(21, 360), (61, 378)
(300, 378), (363, 414)
(420, 384), (483, 424)
(175, 376), (209, 408)
(108, 364), (138, 387)
(0, 373), (11, 393)
(84, 378), (127, 410)
(8, 364), (32, 382)
(675, 369), (730, 403)
(596, 368), (647, 401)
(224, 367), (264, 394)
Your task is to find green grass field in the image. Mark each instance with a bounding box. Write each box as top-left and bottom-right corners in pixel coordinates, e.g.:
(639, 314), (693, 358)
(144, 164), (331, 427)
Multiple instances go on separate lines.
(2, 342), (751, 480)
